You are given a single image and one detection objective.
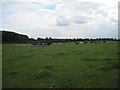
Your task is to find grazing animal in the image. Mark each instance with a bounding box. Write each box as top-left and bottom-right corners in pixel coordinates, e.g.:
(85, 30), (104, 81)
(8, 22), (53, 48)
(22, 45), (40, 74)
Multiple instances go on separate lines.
(94, 41), (97, 43)
(103, 41), (106, 43)
(33, 43), (37, 45)
(80, 42), (83, 44)
(84, 41), (87, 43)
(75, 42), (79, 44)
(14, 45), (31, 47)
(57, 43), (62, 45)
(43, 43), (47, 46)
(46, 42), (52, 46)
(90, 41), (93, 43)
(52, 43), (62, 45)
(39, 43), (43, 45)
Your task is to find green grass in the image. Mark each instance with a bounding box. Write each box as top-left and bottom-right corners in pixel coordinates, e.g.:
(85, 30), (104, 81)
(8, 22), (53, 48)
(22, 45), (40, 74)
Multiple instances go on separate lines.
(2, 41), (119, 88)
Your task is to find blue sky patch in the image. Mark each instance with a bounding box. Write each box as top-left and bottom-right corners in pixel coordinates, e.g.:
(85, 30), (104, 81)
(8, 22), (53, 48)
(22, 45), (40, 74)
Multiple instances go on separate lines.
(46, 5), (56, 10)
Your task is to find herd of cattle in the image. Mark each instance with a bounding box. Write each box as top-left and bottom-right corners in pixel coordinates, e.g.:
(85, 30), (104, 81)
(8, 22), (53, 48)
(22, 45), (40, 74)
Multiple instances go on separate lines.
(32, 40), (106, 46)
(13, 40), (106, 47)
(75, 40), (106, 44)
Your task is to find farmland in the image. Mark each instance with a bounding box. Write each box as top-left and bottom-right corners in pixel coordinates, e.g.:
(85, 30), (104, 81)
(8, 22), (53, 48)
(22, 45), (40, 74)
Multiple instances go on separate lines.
(2, 41), (119, 88)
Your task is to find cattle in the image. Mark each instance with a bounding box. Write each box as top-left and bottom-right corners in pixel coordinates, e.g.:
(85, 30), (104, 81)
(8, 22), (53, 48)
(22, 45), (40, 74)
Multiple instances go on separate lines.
(98, 40), (100, 43)
(90, 41), (93, 43)
(94, 41), (97, 43)
(46, 42), (52, 46)
(57, 43), (62, 45)
(80, 42), (83, 44)
(14, 45), (31, 47)
(84, 41), (88, 43)
(52, 43), (62, 45)
(32, 42), (52, 46)
(33, 43), (37, 45)
(103, 41), (106, 43)
(39, 43), (43, 45)
(75, 42), (79, 44)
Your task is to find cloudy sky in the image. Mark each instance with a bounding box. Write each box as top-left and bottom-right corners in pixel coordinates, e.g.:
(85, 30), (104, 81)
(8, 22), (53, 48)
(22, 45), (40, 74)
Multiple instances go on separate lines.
(0, 0), (118, 39)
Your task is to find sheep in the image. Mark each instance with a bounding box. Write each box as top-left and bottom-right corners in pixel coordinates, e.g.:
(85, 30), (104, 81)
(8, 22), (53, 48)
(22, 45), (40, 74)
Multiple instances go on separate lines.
(80, 42), (83, 44)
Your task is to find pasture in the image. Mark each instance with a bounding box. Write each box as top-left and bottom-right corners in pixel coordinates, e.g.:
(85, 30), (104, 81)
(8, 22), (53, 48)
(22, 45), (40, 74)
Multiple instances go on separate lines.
(2, 41), (119, 88)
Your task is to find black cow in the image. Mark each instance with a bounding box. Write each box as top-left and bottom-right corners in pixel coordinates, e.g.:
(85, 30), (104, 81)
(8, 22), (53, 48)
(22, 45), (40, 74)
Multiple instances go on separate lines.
(46, 42), (52, 46)
(33, 43), (37, 45)
(103, 41), (106, 43)
(75, 42), (79, 44)
(90, 41), (93, 43)
(84, 41), (88, 43)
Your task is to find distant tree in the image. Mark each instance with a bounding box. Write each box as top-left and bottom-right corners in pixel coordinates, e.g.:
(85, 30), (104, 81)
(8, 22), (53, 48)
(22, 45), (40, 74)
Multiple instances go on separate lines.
(2, 31), (29, 43)
(29, 38), (35, 41)
(46, 37), (49, 40)
(37, 38), (43, 41)
(49, 37), (52, 40)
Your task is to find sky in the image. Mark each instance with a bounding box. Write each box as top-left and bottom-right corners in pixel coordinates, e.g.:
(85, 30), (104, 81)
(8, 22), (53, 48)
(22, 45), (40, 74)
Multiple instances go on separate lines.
(0, 0), (119, 39)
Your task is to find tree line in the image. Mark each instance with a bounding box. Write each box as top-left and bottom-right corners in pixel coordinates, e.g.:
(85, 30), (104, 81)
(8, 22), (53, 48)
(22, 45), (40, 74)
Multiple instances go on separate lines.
(1, 30), (119, 43)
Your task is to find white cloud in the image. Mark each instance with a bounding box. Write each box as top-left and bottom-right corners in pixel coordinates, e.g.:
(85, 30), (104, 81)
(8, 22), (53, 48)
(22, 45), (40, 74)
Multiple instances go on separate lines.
(1, 0), (118, 38)
(7, 12), (40, 25)
(73, 16), (90, 24)
(56, 16), (70, 26)
(0, 3), (2, 30)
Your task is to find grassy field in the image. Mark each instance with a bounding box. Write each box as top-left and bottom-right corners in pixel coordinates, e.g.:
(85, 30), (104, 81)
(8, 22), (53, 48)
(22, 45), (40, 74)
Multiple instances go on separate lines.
(2, 41), (119, 88)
